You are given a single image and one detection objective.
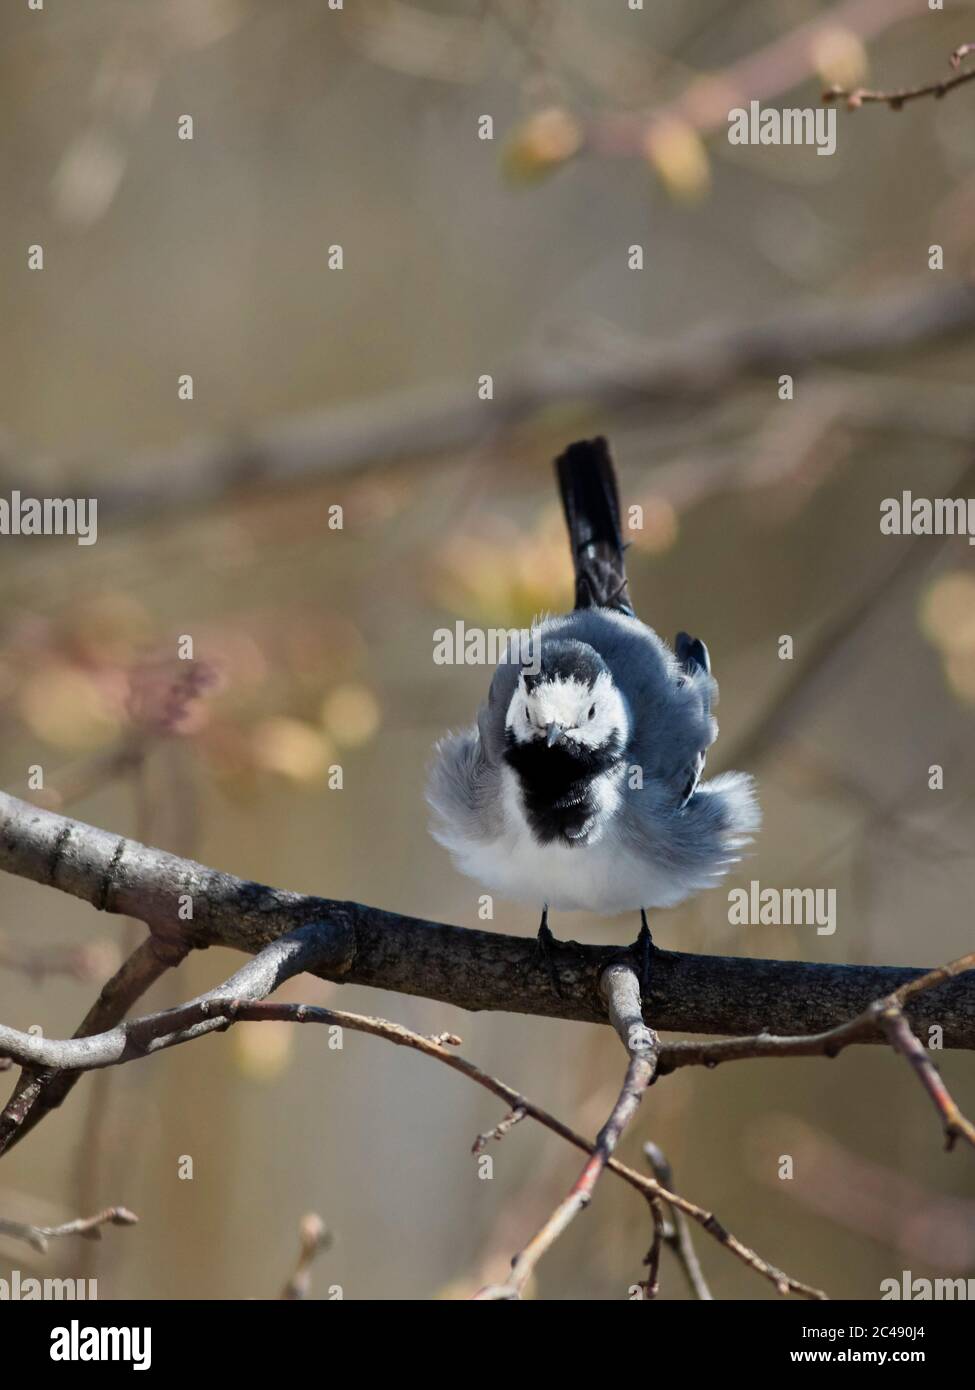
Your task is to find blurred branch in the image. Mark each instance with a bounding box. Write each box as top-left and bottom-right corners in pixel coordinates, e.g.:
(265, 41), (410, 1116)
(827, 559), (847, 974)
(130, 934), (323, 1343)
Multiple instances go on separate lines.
(0, 933), (118, 986)
(825, 45), (975, 111)
(0, 1204), (137, 1255)
(280, 1213), (332, 1300)
(724, 455), (975, 773)
(747, 1117), (975, 1270)
(12, 283), (975, 526)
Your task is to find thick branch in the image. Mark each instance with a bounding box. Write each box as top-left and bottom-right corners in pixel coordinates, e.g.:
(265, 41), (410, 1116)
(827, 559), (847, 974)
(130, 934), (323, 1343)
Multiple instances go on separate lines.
(2, 791), (973, 1046)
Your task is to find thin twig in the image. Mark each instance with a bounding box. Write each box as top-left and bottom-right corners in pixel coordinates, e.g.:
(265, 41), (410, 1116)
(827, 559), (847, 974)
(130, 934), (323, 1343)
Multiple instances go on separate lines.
(588, 0), (922, 154)
(0, 1205), (137, 1255)
(824, 46), (975, 111)
(656, 955), (975, 1160)
(474, 964), (659, 1299)
(643, 1143), (713, 1300)
(880, 1006), (975, 1154)
(0, 932), (189, 1156)
(0, 957), (823, 1298)
(641, 1196), (666, 1300)
(473, 1106), (527, 1154)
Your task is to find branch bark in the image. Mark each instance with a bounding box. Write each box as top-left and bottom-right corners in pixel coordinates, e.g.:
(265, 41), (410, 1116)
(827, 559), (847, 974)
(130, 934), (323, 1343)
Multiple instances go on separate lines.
(2, 791), (974, 1047)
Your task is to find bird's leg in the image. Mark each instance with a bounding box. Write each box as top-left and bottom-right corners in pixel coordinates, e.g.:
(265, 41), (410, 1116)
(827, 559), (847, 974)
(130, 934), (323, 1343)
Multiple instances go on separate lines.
(633, 907), (654, 998)
(533, 905), (564, 999)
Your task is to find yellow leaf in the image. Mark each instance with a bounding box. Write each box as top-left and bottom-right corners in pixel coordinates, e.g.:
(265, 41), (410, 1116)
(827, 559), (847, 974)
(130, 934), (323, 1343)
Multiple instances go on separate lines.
(643, 119), (710, 202)
(811, 27), (867, 91)
(502, 108), (581, 185)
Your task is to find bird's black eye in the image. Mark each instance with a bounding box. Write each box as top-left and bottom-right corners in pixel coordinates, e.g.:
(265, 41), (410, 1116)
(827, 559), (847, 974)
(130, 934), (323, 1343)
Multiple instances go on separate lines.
(588, 705), (596, 720)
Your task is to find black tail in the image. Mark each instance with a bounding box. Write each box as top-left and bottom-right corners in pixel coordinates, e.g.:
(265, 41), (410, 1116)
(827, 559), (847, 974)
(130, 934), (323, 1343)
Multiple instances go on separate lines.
(555, 437), (634, 615)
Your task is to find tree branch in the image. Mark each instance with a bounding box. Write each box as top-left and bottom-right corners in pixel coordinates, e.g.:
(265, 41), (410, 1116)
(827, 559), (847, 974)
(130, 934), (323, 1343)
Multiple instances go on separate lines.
(0, 1205), (137, 1255)
(6, 916), (966, 1295)
(475, 963), (659, 1299)
(2, 791), (974, 1050)
(10, 283), (975, 526)
(0, 936), (823, 1297)
(643, 1142), (713, 1301)
(825, 45), (975, 111)
(0, 931), (187, 1153)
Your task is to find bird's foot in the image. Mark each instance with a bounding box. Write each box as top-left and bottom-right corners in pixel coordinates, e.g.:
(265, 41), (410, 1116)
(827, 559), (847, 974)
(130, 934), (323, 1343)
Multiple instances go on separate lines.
(631, 908), (655, 998)
(533, 908), (564, 999)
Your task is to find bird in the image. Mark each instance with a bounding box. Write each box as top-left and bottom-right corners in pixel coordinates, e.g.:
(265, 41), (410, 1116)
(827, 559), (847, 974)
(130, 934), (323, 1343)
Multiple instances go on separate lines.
(426, 436), (759, 990)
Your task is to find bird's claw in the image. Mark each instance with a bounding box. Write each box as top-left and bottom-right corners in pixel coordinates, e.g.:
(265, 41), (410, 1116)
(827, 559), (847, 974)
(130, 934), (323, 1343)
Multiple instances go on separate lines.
(632, 908), (655, 998)
(534, 911), (564, 999)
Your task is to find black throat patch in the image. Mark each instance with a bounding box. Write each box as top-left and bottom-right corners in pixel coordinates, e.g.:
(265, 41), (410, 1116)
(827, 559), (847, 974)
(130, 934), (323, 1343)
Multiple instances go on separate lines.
(504, 732), (622, 846)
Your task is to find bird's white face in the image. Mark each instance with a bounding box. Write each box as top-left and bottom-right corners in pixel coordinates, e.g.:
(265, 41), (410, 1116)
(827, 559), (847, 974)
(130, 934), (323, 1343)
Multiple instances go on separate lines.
(506, 671), (628, 750)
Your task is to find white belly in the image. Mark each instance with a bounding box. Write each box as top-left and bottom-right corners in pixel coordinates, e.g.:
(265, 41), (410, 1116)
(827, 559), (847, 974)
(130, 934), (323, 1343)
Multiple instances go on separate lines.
(444, 768), (698, 916)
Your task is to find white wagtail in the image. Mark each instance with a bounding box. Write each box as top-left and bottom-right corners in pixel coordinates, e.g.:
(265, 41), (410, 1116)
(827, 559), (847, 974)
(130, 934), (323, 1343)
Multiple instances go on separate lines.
(427, 437), (759, 989)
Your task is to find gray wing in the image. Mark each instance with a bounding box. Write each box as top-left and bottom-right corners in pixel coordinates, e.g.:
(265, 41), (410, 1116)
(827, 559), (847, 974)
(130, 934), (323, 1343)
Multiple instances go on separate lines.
(544, 607), (761, 890)
(616, 623), (760, 891)
(618, 769), (761, 897)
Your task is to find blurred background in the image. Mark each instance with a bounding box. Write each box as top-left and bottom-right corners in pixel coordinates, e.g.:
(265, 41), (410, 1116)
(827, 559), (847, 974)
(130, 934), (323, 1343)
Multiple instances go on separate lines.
(1, 0), (974, 1301)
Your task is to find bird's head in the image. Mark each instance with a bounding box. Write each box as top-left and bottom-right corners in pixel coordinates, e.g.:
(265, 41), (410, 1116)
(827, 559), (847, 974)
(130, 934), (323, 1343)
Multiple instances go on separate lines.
(504, 639), (629, 757)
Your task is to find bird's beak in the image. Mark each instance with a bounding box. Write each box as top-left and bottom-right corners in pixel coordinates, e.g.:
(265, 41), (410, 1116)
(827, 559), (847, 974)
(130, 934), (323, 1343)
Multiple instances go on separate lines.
(545, 722), (562, 747)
